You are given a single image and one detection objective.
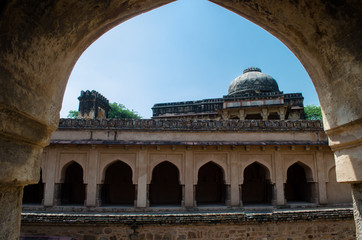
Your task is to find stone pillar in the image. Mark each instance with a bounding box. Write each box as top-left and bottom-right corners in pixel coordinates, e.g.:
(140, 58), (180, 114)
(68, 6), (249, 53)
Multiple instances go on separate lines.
(136, 150), (148, 208)
(326, 120), (362, 238)
(352, 184), (362, 240)
(230, 151), (240, 206)
(238, 110), (245, 120)
(274, 151), (285, 205)
(278, 107), (286, 120)
(0, 110), (53, 239)
(221, 111), (229, 120)
(261, 108), (269, 121)
(43, 147), (57, 207)
(86, 146), (98, 207)
(0, 185), (23, 240)
(184, 150), (194, 208)
(225, 184), (231, 206)
(239, 185), (243, 207)
(316, 151), (327, 204)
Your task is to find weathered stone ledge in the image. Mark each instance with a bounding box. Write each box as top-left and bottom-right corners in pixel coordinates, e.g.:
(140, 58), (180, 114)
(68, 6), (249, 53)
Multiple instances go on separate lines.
(58, 119), (324, 132)
(50, 140), (328, 146)
(21, 208), (352, 226)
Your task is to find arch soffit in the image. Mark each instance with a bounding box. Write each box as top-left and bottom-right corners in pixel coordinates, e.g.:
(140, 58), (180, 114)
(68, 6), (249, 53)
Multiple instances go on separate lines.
(100, 159), (136, 184)
(240, 160), (273, 185)
(148, 160), (183, 185)
(58, 160), (85, 183)
(195, 160), (229, 185)
(284, 161), (315, 183)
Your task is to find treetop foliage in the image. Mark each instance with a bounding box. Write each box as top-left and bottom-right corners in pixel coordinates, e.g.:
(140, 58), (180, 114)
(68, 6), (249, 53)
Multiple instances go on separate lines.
(67, 110), (79, 119)
(108, 102), (142, 119)
(67, 102), (142, 119)
(304, 105), (322, 120)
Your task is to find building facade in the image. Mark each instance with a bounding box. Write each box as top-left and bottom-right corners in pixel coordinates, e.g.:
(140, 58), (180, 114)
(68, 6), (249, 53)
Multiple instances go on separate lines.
(22, 68), (352, 211)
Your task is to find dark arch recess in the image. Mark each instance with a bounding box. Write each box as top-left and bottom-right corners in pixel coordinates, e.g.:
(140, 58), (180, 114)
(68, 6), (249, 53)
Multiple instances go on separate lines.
(196, 162), (226, 205)
(60, 161), (86, 205)
(285, 163), (314, 203)
(149, 161), (182, 206)
(102, 161), (135, 206)
(242, 162), (272, 204)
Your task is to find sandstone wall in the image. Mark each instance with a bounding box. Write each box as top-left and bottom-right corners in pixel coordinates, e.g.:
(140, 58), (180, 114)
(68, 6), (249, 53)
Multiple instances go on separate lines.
(21, 209), (355, 240)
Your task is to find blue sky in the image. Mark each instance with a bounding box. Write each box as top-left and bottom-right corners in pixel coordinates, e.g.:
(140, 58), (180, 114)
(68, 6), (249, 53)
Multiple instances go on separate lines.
(60, 0), (319, 119)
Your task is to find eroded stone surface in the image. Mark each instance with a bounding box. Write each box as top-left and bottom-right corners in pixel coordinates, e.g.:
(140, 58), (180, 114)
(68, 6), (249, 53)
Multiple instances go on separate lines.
(0, 185), (23, 240)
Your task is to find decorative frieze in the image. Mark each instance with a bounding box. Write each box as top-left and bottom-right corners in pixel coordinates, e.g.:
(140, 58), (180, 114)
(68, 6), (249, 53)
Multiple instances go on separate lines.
(58, 119), (324, 131)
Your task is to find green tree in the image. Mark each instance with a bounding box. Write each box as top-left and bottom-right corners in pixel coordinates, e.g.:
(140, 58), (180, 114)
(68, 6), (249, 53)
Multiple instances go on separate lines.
(304, 105), (322, 120)
(67, 110), (79, 119)
(108, 102), (142, 119)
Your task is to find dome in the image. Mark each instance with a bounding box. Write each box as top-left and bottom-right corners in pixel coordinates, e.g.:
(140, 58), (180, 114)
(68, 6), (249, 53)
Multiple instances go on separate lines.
(228, 67), (280, 96)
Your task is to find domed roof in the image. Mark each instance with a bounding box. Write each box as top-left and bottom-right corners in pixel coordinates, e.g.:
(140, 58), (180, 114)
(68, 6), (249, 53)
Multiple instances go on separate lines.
(228, 67), (280, 96)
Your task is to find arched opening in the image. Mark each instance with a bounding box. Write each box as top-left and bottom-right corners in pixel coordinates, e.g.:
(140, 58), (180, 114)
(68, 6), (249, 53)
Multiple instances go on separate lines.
(245, 114), (262, 120)
(285, 163), (314, 203)
(149, 161), (182, 206)
(101, 161), (135, 206)
(22, 170), (44, 205)
(60, 162), (85, 205)
(327, 167), (352, 204)
(268, 112), (280, 120)
(196, 162), (226, 205)
(242, 162), (272, 205)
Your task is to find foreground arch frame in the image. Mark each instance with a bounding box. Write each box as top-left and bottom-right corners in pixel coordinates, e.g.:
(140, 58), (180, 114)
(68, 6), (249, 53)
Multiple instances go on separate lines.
(0, 0), (361, 239)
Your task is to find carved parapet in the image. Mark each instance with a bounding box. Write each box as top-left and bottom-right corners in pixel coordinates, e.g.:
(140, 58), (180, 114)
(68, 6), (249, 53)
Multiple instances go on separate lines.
(58, 118), (324, 132)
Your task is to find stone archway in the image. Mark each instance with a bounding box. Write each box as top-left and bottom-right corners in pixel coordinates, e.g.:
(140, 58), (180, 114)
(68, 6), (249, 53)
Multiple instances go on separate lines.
(149, 161), (182, 206)
(0, 1), (361, 239)
(59, 161), (86, 206)
(285, 163), (314, 203)
(101, 161), (135, 206)
(242, 162), (272, 205)
(196, 162), (226, 205)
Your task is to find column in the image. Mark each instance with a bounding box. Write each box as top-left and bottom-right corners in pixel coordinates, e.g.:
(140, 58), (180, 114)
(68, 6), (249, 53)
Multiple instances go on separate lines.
(0, 114), (53, 240)
(43, 147), (57, 207)
(327, 119), (362, 238)
(352, 184), (362, 240)
(0, 185), (23, 240)
(261, 108), (269, 121)
(86, 146), (98, 206)
(238, 110), (245, 120)
(136, 149), (148, 208)
(274, 151), (285, 205)
(230, 151), (240, 206)
(184, 150), (195, 207)
(316, 151), (327, 204)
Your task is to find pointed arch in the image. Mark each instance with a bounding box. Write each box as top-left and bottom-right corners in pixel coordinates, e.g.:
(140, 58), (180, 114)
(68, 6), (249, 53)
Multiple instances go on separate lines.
(148, 154), (184, 185)
(242, 162), (272, 204)
(100, 159), (135, 184)
(240, 158), (273, 185)
(60, 161), (85, 205)
(195, 159), (228, 184)
(196, 161), (226, 205)
(101, 160), (135, 205)
(284, 160), (315, 183)
(149, 161), (182, 205)
(285, 162), (315, 203)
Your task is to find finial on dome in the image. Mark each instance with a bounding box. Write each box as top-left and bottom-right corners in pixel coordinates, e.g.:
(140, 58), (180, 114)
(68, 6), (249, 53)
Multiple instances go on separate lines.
(243, 67), (262, 74)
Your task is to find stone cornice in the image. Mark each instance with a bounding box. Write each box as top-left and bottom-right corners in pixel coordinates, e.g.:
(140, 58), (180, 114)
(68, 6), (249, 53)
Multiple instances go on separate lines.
(58, 119), (324, 132)
(21, 208), (352, 225)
